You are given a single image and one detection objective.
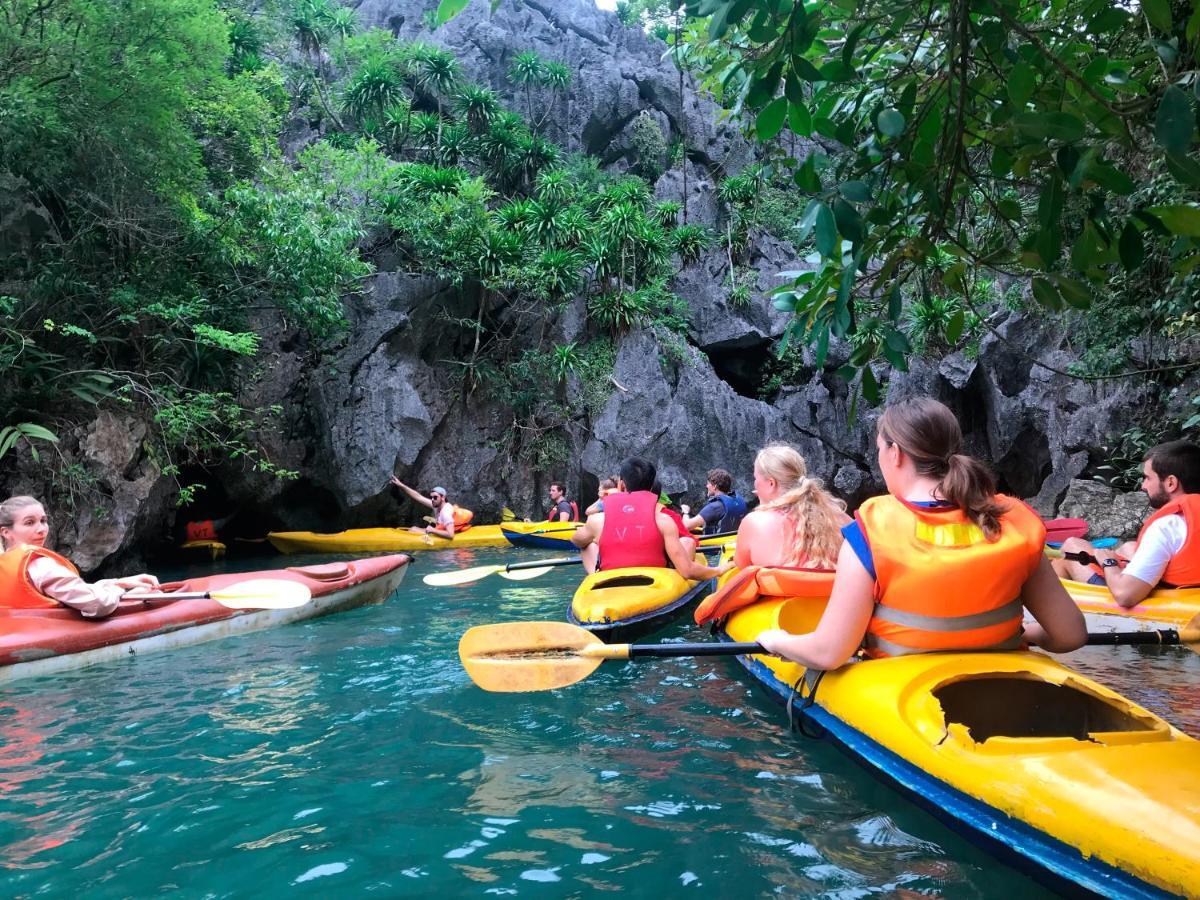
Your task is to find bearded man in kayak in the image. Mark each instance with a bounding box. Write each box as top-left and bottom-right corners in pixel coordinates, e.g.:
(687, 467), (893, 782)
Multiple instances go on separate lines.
(1051, 440), (1200, 607)
(0, 495), (159, 618)
(571, 457), (730, 581)
(681, 468), (748, 535)
(390, 477), (459, 540)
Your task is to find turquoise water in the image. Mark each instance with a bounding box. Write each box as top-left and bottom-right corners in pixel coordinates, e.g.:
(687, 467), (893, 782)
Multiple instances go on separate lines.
(1, 547), (1196, 897)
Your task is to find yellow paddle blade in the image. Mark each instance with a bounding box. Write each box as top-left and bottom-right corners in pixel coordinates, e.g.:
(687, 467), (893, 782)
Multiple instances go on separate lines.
(497, 566), (554, 581)
(459, 621), (627, 692)
(208, 579), (312, 610)
(423, 565), (504, 587)
(501, 506), (517, 522)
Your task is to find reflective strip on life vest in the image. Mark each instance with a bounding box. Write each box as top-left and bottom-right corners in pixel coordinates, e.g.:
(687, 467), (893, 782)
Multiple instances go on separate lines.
(870, 596), (1024, 631)
(864, 631), (1023, 657)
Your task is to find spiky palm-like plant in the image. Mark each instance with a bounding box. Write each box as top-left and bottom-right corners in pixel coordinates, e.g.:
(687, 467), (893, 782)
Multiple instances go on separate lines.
(454, 85), (500, 134)
(418, 49), (460, 144)
(653, 200), (682, 228)
(539, 60), (571, 137)
(535, 168), (574, 204)
(381, 102), (412, 154)
(436, 123), (470, 167)
(326, 6), (357, 43)
(537, 251), (582, 299)
(409, 111), (442, 161)
(342, 55), (406, 123)
(670, 224), (711, 264)
(509, 50), (544, 124)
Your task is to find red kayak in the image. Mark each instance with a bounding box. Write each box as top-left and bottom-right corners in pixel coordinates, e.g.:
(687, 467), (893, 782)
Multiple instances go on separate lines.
(0, 555), (411, 683)
(1044, 517), (1088, 543)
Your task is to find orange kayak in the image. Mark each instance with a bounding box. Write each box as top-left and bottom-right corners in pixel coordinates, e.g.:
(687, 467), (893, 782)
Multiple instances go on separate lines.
(0, 554), (411, 683)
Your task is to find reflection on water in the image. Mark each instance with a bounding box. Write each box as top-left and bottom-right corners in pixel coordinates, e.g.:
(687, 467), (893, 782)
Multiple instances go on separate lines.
(0, 548), (1191, 896)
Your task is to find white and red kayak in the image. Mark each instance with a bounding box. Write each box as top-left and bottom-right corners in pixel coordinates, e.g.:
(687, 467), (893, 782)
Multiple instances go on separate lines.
(0, 554), (412, 683)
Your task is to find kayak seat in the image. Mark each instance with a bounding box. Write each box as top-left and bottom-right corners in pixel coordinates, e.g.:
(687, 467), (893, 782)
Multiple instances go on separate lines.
(933, 676), (1164, 744)
(286, 563), (352, 581)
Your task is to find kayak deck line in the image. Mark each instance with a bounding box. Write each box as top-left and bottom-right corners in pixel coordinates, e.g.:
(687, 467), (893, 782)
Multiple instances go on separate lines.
(568, 575), (714, 644)
(0, 557), (410, 683)
(717, 595), (1200, 898)
(1062, 577), (1200, 631)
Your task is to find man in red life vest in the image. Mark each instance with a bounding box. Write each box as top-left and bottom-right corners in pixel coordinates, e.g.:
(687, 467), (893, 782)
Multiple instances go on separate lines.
(1052, 440), (1200, 606)
(546, 482), (578, 522)
(571, 457), (730, 580)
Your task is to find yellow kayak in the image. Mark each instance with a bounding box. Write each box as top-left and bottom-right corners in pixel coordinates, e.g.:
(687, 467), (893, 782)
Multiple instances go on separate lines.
(720, 592), (1200, 897)
(268, 524), (511, 553)
(180, 539), (226, 560)
(569, 565), (713, 643)
(1063, 577), (1200, 632)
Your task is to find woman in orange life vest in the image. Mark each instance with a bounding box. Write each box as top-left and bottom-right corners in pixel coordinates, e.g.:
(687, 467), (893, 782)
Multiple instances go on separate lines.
(755, 399), (1087, 668)
(735, 444), (850, 569)
(0, 495), (159, 618)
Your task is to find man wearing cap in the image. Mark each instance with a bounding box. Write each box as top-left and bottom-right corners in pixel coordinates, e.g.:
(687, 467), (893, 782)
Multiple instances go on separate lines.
(390, 477), (458, 540)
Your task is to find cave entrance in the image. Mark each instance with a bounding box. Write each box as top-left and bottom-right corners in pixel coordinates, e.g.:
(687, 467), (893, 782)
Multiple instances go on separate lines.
(701, 337), (775, 399)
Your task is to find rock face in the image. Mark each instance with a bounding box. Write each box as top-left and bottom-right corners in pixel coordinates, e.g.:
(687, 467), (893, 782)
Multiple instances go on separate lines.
(1058, 480), (1151, 540)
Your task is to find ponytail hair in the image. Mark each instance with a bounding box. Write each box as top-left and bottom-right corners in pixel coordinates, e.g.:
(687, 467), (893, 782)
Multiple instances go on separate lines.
(754, 445), (846, 567)
(877, 398), (1008, 540)
(0, 495), (41, 551)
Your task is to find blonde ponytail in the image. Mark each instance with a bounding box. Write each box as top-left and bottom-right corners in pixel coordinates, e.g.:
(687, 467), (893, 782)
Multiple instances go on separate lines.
(754, 446), (846, 568)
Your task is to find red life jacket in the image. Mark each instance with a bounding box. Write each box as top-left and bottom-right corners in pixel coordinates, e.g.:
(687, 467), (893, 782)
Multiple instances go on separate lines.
(660, 506), (690, 538)
(598, 491), (667, 570)
(858, 494), (1044, 658)
(546, 500), (580, 522)
(1136, 494), (1200, 587)
(0, 545), (79, 609)
(185, 520), (218, 542)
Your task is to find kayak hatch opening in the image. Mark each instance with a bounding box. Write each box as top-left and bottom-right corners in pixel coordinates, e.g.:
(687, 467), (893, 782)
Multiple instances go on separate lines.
(932, 676), (1158, 743)
(592, 575), (657, 590)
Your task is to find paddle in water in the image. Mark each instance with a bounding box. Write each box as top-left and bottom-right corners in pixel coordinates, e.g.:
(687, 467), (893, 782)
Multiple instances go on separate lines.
(423, 556), (583, 587)
(458, 621), (762, 692)
(126, 578), (312, 611)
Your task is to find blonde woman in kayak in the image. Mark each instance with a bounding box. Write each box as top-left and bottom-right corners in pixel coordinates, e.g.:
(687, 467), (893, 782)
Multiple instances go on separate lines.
(0, 495), (159, 618)
(756, 399), (1087, 668)
(734, 444), (850, 569)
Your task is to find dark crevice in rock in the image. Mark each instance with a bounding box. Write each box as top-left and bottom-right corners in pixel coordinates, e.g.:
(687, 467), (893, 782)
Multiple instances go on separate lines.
(701, 337), (775, 399)
(994, 426), (1053, 497)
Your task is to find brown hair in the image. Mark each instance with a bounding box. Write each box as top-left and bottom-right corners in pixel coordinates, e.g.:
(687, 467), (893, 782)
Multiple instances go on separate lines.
(599, 477), (617, 493)
(877, 398), (1007, 540)
(706, 468), (733, 493)
(0, 495), (42, 551)
(755, 445), (846, 567)
(1145, 440), (1200, 493)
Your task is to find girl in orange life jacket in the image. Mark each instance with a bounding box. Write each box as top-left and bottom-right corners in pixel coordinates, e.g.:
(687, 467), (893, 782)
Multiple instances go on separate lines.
(755, 399), (1087, 669)
(735, 444), (851, 569)
(571, 457), (731, 580)
(0, 495), (160, 618)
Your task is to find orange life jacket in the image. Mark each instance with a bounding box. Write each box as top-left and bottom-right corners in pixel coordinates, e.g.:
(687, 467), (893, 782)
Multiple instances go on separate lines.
(1136, 494), (1200, 587)
(858, 494), (1044, 658)
(695, 565), (835, 625)
(0, 545), (79, 610)
(185, 520), (218, 542)
(451, 506), (474, 532)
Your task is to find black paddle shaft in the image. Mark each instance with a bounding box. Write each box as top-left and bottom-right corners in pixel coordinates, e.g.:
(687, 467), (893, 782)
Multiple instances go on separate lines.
(1086, 629), (1181, 647)
(504, 557), (582, 573)
(628, 642), (764, 658)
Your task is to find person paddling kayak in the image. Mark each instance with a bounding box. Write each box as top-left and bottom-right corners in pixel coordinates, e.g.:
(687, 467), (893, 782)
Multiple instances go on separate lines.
(755, 398), (1087, 667)
(571, 457), (730, 581)
(0, 495), (159, 618)
(389, 478), (471, 540)
(734, 444), (850, 569)
(1051, 440), (1200, 607)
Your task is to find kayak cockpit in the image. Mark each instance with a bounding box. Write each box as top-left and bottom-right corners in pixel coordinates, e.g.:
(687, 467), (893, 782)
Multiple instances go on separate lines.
(929, 673), (1173, 752)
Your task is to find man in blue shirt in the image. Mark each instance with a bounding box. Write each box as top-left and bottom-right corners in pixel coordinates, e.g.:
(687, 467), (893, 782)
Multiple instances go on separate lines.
(682, 468), (748, 535)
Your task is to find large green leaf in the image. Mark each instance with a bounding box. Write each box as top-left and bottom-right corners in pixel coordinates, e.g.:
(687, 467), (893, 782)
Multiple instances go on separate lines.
(1142, 0), (1172, 32)
(1155, 86), (1194, 155)
(1149, 204), (1200, 236)
(756, 96), (788, 140)
(435, 0), (471, 25)
(1012, 111), (1086, 143)
(877, 108), (905, 137)
(814, 203), (838, 257)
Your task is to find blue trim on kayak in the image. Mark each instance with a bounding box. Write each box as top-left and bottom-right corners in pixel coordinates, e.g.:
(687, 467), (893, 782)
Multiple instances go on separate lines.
(501, 527), (576, 551)
(719, 634), (1172, 900)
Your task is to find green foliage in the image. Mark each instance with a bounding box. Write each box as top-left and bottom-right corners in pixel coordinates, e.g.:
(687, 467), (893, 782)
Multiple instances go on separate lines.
(630, 111), (668, 182)
(670, 0), (1200, 400)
